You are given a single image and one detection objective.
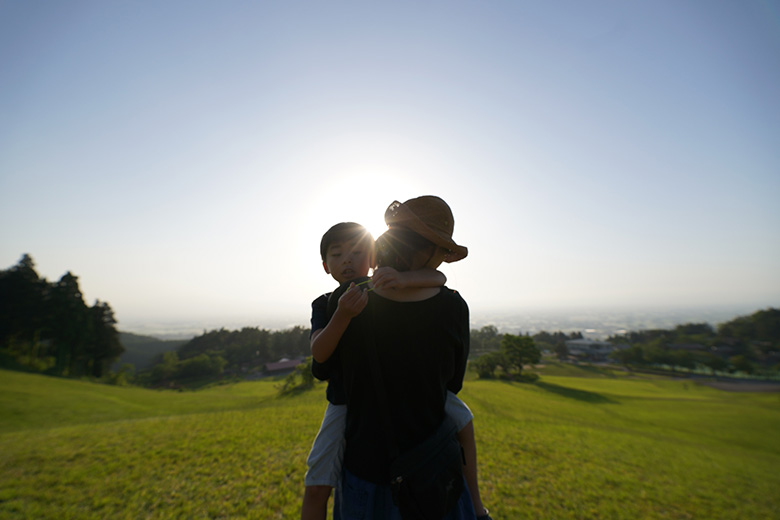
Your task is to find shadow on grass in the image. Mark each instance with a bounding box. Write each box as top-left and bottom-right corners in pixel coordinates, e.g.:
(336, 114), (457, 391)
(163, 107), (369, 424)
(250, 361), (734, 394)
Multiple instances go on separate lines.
(276, 383), (314, 398)
(576, 364), (618, 378)
(534, 381), (617, 404)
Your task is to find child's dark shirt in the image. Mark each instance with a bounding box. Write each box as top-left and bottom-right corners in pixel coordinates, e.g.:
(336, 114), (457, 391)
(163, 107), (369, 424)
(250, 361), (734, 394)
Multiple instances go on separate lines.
(310, 293), (346, 405)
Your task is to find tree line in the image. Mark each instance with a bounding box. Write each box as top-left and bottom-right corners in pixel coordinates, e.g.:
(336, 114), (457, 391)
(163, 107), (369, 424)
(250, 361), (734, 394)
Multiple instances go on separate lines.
(0, 254), (123, 378)
(142, 326), (311, 386)
(468, 309), (780, 379)
(4, 253), (776, 385)
(607, 309), (780, 375)
(127, 306), (780, 386)
(470, 333), (542, 380)
(471, 325), (582, 358)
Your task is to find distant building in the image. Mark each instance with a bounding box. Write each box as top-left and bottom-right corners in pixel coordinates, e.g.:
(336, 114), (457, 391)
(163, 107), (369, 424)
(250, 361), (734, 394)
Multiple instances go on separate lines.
(264, 357), (305, 374)
(565, 339), (616, 362)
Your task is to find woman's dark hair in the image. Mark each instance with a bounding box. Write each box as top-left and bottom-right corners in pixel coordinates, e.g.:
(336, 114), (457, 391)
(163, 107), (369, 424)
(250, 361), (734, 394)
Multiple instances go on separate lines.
(375, 227), (436, 272)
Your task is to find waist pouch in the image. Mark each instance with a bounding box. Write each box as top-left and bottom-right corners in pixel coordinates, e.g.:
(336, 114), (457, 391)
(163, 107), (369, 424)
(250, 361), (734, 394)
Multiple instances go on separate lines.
(389, 417), (465, 520)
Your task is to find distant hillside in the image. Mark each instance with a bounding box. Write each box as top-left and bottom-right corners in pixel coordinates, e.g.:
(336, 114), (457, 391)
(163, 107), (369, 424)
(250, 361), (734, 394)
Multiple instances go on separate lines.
(115, 332), (186, 370)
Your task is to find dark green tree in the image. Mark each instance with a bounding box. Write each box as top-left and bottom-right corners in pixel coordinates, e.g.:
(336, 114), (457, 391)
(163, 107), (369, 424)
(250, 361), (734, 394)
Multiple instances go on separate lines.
(86, 301), (124, 378)
(500, 334), (540, 377)
(553, 342), (570, 360)
(150, 351), (180, 385)
(701, 353), (729, 374)
(46, 272), (90, 376)
(729, 355), (755, 375)
(0, 254), (48, 363)
(471, 325), (502, 355)
(177, 353), (227, 379)
(611, 345), (644, 367)
(532, 330), (580, 360)
(669, 349), (696, 370)
(718, 308), (780, 355)
(675, 323), (715, 336)
(269, 325), (310, 361)
(471, 351), (504, 379)
(1, 254), (125, 377)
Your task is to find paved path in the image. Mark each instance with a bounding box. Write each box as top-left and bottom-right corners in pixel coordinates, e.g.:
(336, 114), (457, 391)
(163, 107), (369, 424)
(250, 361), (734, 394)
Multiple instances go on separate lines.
(695, 380), (780, 392)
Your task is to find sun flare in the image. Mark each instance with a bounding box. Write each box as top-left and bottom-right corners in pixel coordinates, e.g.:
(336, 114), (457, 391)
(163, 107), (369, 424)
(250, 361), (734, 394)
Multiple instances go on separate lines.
(307, 172), (425, 243)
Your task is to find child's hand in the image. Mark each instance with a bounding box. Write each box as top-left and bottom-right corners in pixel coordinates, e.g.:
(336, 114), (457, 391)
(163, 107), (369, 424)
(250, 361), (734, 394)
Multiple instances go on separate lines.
(371, 266), (405, 290)
(337, 282), (369, 318)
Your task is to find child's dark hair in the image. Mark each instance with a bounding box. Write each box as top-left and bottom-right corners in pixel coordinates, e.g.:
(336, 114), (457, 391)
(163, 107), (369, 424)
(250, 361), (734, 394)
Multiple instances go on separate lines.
(320, 222), (373, 261)
(375, 227), (436, 272)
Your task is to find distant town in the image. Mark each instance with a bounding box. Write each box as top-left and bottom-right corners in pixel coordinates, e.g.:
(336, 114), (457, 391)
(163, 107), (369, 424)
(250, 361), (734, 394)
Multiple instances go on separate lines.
(121, 304), (769, 341)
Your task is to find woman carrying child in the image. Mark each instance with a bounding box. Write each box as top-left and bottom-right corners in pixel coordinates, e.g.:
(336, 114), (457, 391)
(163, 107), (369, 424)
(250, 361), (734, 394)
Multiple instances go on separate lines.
(330, 196), (483, 520)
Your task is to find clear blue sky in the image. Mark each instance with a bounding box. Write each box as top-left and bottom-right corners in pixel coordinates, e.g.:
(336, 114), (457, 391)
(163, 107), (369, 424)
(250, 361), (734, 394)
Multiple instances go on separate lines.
(2, 0), (779, 331)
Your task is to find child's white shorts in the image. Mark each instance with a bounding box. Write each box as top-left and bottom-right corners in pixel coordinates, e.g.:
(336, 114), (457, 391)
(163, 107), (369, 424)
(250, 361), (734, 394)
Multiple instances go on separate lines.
(305, 392), (473, 488)
(305, 402), (347, 488)
(445, 391), (474, 432)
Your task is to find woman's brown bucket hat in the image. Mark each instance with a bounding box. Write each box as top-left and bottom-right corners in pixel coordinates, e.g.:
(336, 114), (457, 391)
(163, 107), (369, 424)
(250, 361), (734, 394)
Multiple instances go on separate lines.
(383, 195), (468, 263)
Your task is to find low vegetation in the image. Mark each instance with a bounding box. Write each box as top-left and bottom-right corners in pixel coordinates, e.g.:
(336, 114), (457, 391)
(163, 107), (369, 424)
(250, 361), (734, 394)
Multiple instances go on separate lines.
(2, 367), (778, 519)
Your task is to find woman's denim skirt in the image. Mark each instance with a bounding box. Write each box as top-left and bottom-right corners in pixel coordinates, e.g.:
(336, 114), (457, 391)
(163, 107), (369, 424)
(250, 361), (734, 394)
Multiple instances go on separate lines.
(334, 467), (477, 520)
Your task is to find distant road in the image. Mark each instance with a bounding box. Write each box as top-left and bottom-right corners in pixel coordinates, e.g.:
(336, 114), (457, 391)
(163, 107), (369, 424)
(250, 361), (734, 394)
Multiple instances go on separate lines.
(695, 380), (780, 393)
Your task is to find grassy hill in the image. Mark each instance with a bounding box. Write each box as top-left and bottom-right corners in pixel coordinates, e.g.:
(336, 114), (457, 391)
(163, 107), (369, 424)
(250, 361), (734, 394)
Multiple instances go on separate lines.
(1, 368), (778, 519)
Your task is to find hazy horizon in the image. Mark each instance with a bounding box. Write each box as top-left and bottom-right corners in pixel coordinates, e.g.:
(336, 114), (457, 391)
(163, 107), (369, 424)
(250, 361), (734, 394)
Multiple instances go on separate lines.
(117, 301), (773, 341)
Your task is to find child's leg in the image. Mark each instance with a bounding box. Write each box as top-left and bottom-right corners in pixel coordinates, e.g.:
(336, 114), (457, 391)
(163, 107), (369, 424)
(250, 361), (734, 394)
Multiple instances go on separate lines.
(301, 486), (332, 520)
(445, 392), (489, 518)
(457, 420), (488, 517)
(301, 403), (347, 520)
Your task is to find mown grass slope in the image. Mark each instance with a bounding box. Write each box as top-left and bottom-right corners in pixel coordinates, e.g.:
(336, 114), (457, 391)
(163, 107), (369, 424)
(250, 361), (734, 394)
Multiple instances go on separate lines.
(1, 368), (778, 519)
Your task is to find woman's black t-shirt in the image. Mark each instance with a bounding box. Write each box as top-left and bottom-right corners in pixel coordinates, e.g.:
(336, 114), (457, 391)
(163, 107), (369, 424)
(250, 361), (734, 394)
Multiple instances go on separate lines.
(336, 286), (469, 484)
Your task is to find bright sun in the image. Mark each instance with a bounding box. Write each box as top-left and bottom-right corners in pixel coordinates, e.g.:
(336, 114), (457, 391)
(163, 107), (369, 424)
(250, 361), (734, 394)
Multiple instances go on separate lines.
(293, 131), (431, 283)
(293, 127), (433, 244)
(310, 172), (425, 242)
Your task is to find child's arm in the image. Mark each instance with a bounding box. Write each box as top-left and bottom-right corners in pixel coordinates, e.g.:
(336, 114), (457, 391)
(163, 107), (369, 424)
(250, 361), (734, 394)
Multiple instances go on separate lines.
(371, 267), (446, 290)
(311, 283), (369, 363)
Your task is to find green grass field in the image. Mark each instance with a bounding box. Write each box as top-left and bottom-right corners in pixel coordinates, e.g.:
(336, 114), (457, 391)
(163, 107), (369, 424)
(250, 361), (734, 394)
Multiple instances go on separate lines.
(1, 367), (779, 519)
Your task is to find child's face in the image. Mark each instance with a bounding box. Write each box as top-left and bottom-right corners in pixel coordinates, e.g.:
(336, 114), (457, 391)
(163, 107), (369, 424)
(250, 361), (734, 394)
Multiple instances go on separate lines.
(323, 238), (372, 284)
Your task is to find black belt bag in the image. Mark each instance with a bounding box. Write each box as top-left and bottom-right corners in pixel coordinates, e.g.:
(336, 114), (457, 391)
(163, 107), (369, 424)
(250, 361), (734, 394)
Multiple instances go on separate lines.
(389, 415), (465, 520)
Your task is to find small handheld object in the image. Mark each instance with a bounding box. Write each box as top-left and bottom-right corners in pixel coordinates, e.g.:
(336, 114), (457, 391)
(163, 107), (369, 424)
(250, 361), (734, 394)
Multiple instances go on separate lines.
(351, 278), (374, 292)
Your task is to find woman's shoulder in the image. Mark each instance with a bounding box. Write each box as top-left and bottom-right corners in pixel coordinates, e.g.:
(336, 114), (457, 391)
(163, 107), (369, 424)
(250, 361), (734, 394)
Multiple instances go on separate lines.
(439, 286), (464, 299)
(435, 286), (468, 308)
